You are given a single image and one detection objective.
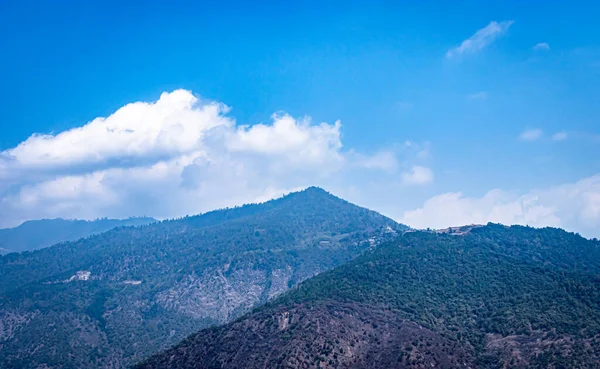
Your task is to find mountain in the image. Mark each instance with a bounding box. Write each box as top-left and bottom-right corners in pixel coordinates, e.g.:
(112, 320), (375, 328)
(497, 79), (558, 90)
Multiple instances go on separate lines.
(0, 187), (403, 368)
(0, 217), (156, 254)
(138, 224), (600, 369)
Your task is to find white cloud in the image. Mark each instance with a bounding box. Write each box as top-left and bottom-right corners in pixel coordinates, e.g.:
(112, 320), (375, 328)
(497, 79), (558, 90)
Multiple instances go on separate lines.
(552, 131), (568, 141)
(349, 150), (399, 173)
(446, 21), (514, 58)
(0, 90), (429, 228)
(403, 140), (431, 160)
(467, 91), (488, 101)
(519, 128), (543, 141)
(401, 165), (434, 186)
(3, 90), (230, 170)
(533, 42), (550, 51)
(226, 114), (343, 167)
(399, 174), (600, 238)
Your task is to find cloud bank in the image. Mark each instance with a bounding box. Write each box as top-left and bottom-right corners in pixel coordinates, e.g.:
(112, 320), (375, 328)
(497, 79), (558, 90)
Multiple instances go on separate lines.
(400, 175), (600, 238)
(1, 90), (598, 238)
(0, 90), (430, 228)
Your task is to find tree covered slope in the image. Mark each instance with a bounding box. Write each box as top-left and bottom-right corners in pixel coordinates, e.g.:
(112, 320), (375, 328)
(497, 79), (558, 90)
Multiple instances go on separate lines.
(138, 224), (600, 369)
(0, 187), (402, 368)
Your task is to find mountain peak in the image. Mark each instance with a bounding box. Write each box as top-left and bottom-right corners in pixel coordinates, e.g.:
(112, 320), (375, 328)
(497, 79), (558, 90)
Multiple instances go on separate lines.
(283, 186), (339, 202)
(302, 186), (329, 194)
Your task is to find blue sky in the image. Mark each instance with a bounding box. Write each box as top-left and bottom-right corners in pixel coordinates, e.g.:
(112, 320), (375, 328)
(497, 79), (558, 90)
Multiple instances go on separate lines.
(1, 1), (599, 236)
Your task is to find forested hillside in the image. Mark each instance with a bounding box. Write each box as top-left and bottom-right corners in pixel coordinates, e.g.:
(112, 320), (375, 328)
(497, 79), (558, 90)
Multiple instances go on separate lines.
(0, 187), (402, 368)
(0, 217), (156, 254)
(138, 224), (600, 369)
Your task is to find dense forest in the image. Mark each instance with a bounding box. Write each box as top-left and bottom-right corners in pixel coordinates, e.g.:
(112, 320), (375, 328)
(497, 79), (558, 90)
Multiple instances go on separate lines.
(0, 187), (402, 368)
(138, 224), (600, 369)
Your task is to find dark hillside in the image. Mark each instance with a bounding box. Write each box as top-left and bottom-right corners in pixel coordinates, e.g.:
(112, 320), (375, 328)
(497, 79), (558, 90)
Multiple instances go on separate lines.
(138, 226), (600, 369)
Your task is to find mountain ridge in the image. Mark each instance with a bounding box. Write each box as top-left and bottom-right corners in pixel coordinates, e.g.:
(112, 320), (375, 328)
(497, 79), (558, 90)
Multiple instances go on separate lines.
(0, 187), (404, 368)
(0, 217), (157, 254)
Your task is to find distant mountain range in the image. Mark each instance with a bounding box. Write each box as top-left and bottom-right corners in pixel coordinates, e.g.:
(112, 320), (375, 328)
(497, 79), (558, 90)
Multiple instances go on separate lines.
(0, 217), (157, 254)
(0, 187), (403, 368)
(138, 224), (600, 369)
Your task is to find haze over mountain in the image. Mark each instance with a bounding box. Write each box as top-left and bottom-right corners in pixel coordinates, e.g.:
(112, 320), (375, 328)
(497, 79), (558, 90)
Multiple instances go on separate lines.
(0, 217), (156, 254)
(0, 187), (403, 368)
(138, 224), (600, 369)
